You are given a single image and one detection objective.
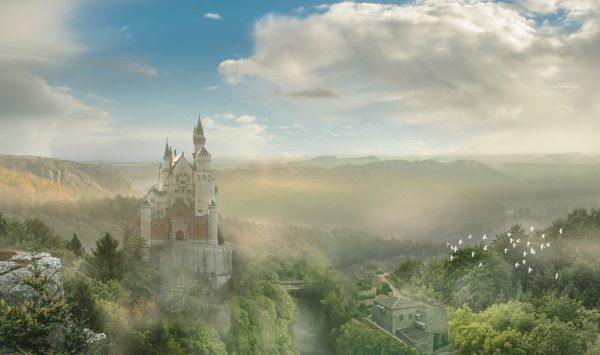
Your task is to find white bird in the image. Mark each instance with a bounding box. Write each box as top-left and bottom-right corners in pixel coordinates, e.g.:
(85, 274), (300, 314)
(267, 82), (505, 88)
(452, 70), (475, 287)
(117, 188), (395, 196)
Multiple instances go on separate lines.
(515, 263), (520, 268)
(468, 234), (472, 240)
(483, 245), (489, 251)
(478, 262), (483, 267)
(522, 259), (527, 265)
(510, 238), (514, 244)
(482, 234), (488, 240)
(504, 248), (509, 254)
(527, 241), (531, 247)
(471, 251), (476, 258)
(446, 242), (451, 247)
(530, 248), (536, 255)
(530, 226), (535, 233)
(528, 267), (533, 273)
(512, 243), (517, 248)
(450, 255), (455, 262)
(516, 239), (521, 243)
(540, 243), (545, 250)
(555, 272), (559, 279)
(546, 242), (551, 248)
(542, 234), (546, 239)
(459, 239), (463, 245)
(508, 232), (512, 237)
(523, 251), (528, 257)
(559, 228), (563, 235)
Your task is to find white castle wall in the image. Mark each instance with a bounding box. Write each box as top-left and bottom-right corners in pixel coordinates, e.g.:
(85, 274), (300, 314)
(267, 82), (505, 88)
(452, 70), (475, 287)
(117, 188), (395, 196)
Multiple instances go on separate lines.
(160, 242), (233, 289)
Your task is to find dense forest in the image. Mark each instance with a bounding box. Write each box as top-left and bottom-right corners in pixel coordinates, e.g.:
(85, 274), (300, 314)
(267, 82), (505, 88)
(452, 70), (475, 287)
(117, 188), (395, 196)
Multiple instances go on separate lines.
(4, 158), (600, 354)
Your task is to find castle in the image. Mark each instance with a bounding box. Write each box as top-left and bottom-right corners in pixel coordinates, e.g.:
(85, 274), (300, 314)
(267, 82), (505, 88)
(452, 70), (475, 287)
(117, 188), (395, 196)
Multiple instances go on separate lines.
(140, 116), (232, 289)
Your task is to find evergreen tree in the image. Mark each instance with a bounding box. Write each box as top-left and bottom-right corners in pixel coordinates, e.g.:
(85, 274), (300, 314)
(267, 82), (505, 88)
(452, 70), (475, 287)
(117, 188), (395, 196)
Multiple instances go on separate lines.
(84, 232), (123, 282)
(122, 236), (157, 302)
(68, 233), (84, 259)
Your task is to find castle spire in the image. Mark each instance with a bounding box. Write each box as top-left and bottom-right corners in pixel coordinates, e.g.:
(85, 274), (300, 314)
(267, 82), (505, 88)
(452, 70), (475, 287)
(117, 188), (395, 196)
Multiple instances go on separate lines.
(163, 139), (171, 158)
(193, 114), (206, 153)
(194, 115), (204, 136)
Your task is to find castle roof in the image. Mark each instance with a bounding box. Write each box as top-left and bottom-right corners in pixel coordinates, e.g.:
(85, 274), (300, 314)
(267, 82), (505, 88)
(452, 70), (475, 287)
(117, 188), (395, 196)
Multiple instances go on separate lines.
(194, 115), (204, 136)
(163, 140), (172, 158)
(146, 185), (168, 196)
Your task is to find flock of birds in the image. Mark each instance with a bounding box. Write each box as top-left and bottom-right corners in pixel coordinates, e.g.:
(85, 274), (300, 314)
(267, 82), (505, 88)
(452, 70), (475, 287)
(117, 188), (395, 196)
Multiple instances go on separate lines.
(446, 227), (563, 279)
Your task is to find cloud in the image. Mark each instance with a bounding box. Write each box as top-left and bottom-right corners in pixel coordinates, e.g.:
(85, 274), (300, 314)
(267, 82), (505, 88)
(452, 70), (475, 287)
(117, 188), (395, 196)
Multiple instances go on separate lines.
(219, 1), (600, 153)
(115, 61), (158, 77)
(203, 85), (220, 90)
(0, 0), (113, 157)
(282, 88), (338, 99)
(204, 13), (222, 20)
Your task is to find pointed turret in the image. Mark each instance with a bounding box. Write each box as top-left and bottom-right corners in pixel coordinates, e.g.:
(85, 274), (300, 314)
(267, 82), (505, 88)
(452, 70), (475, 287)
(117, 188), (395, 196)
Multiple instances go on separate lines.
(163, 139), (172, 159)
(193, 114), (206, 153)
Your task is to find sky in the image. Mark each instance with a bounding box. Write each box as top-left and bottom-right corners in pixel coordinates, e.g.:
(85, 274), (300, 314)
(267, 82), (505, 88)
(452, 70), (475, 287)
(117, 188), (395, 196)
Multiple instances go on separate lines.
(1, 0), (599, 161)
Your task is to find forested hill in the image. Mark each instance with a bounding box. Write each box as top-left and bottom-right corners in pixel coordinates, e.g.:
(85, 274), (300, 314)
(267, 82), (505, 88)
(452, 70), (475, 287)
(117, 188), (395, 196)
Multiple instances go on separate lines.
(0, 155), (134, 203)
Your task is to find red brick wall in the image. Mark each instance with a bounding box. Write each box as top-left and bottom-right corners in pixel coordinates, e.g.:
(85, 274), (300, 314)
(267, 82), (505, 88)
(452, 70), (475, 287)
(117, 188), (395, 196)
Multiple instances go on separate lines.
(151, 217), (168, 240)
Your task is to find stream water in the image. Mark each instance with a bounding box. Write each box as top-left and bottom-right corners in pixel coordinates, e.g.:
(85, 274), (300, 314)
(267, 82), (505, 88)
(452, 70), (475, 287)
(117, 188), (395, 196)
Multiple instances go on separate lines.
(291, 298), (333, 355)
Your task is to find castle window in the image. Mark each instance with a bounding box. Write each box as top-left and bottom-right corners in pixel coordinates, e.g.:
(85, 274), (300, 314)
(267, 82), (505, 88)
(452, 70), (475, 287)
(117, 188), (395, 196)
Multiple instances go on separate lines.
(409, 314), (413, 320)
(399, 314), (404, 321)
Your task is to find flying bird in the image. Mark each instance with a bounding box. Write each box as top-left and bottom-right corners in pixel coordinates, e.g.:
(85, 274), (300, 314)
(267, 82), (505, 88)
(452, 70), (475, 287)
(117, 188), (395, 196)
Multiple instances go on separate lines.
(528, 267), (533, 273)
(450, 255), (455, 262)
(468, 234), (472, 240)
(459, 239), (463, 245)
(527, 241), (531, 247)
(555, 272), (559, 279)
(542, 234), (546, 239)
(507, 232), (512, 237)
(515, 263), (520, 268)
(478, 262), (483, 267)
(559, 228), (563, 235)
(523, 251), (528, 257)
(482, 234), (488, 240)
(540, 243), (545, 250)
(471, 251), (476, 258)
(516, 239), (521, 244)
(530, 248), (536, 255)
(483, 245), (489, 251)
(512, 243), (517, 248)
(546, 242), (551, 248)
(522, 259), (527, 265)
(530, 226), (535, 233)
(446, 242), (451, 247)
(510, 238), (514, 244)
(504, 248), (509, 254)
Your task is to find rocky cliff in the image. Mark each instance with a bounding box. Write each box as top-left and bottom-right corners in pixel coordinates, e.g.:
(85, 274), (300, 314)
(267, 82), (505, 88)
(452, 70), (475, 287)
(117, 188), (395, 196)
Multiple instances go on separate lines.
(0, 249), (107, 354)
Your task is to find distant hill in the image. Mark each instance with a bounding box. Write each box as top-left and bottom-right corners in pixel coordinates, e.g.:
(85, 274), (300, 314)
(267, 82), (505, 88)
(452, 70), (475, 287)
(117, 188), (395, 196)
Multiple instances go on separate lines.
(286, 155), (379, 168)
(0, 155), (134, 204)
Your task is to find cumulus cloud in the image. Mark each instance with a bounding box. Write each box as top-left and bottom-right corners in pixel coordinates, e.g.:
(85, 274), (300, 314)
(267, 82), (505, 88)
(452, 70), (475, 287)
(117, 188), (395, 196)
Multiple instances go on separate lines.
(204, 13), (222, 20)
(220, 0), (600, 153)
(0, 0), (114, 157)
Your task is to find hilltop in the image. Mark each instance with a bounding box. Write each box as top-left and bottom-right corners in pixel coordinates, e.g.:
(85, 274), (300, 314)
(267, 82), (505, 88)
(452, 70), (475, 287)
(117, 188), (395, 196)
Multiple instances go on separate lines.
(0, 155), (135, 204)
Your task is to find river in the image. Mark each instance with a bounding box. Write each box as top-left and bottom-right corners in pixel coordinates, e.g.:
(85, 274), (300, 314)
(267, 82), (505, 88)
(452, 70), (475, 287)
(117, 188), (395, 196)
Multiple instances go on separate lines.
(291, 298), (333, 355)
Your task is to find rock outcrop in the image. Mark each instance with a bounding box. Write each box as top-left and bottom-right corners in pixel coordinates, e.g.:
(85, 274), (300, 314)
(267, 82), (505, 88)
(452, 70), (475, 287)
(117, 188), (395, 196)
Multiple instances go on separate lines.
(0, 249), (108, 354)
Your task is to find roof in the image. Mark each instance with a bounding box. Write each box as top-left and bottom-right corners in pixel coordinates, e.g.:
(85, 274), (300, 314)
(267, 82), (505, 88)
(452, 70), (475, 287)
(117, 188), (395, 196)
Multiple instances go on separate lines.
(398, 327), (432, 342)
(374, 295), (422, 310)
(146, 186), (168, 196)
(194, 115), (204, 136)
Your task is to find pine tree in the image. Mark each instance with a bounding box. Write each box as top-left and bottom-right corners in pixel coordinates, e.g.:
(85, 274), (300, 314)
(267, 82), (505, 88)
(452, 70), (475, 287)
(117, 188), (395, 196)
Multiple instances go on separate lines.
(84, 232), (123, 282)
(68, 233), (84, 259)
(122, 236), (157, 302)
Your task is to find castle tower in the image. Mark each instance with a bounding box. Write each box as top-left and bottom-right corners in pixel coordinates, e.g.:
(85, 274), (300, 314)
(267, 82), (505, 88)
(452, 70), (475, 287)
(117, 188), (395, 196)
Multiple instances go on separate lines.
(193, 115), (206, 153)
(207, 200), (218, 245)
(193, 116), (217, 217)
(159, 140), (172, 189)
